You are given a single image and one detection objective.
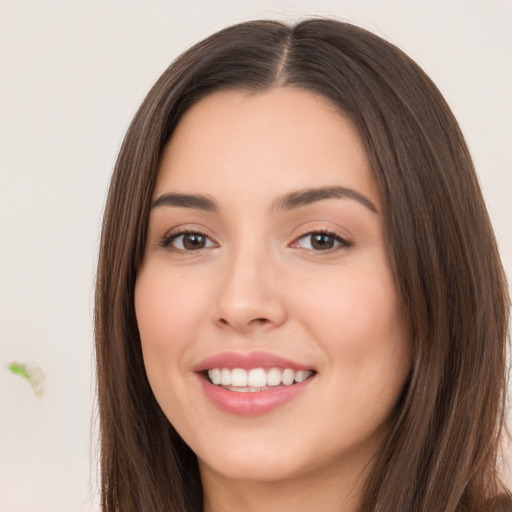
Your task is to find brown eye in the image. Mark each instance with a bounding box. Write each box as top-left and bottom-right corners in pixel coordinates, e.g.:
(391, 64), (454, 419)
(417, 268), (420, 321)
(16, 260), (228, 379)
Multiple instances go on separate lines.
(311, 233), (335, 250)
(183, 233), (207, 250)
(295, 232), (350, 251)
(165, 232), (215, 251)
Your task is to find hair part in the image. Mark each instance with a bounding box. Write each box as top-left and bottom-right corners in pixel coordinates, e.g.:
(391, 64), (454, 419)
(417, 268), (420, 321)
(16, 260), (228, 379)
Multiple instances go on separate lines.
(95, 18), (510, 511)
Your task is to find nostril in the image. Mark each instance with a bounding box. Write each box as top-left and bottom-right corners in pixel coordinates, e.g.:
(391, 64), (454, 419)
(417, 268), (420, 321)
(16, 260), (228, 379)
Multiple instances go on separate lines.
(253, 318), (269, 325)
(217, 317), (270, 327)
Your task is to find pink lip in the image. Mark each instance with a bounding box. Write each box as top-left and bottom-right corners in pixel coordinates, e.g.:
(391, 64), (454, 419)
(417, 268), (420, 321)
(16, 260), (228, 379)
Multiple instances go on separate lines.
(193, 351), (316, 416)
(198, 376), (315, 416)
(193, 350), (313, 372)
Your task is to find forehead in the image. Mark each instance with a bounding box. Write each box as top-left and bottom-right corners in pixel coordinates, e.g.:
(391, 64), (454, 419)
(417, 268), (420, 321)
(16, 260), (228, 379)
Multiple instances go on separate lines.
(154, 87), (380, 208)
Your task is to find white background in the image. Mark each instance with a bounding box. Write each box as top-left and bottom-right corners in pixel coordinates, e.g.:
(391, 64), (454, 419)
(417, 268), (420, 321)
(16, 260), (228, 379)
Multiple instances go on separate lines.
(0, 1), (511, 511)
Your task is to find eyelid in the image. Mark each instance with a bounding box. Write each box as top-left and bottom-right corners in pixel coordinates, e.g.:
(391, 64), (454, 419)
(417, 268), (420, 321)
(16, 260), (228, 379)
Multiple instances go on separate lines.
(157, 224), (352, 253)
(290, 228), (352, 252)
(160, 227), (218, 251)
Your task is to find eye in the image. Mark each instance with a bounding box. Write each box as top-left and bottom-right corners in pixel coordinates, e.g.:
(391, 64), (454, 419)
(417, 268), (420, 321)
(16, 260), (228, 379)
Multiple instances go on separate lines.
(163, 231), (216, 251)
(293, 231), (351, 251)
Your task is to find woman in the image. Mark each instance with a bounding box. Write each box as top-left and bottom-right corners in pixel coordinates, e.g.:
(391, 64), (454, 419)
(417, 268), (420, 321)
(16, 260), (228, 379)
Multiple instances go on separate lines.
(95, 19), (510, 511)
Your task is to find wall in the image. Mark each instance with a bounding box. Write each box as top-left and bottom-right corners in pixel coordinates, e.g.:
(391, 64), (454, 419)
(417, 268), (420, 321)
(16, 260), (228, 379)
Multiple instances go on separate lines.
(0, 1), (510, 510)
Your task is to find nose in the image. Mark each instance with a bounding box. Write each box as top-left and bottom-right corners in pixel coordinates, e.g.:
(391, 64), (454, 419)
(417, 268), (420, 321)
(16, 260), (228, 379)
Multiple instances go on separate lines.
(213, 245), (287, 333)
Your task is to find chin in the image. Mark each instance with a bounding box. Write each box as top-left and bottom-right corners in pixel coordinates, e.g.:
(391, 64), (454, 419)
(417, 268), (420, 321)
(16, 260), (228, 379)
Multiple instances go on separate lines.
(199, 449), (309, 483)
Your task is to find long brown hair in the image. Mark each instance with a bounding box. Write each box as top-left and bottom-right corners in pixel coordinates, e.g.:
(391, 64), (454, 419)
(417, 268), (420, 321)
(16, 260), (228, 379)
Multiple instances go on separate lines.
(95, 19), (510, 511)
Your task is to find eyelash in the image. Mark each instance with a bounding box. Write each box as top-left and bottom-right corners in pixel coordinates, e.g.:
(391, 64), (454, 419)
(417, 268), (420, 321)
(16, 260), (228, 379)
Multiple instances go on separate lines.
(160, 230), (215, 251)
(160, 229), (352, 253)
(292, 230), (352, 252)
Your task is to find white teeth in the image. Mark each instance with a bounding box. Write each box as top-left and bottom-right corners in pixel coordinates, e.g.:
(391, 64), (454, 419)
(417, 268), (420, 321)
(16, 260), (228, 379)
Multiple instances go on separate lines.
(209, 368), (221, 385)
(220, 368), (231, 386)
(295, 370), (309, 383)
(282, 368), (295, 386)
(266, 367), (282, 386)
(248, 368), (267, 387)
(231, 368), (248, 387)
(207, 367), (313, 389)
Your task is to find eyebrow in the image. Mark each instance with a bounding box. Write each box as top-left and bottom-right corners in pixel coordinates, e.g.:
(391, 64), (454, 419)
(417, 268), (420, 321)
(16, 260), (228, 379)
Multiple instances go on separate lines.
(273, 186), (379, 213)
(151, 192), (218, 212)
(151, 185), (378, 214)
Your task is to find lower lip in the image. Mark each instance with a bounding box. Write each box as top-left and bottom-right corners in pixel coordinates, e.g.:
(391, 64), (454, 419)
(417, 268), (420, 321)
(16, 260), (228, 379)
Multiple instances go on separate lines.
(198, 375), (315, 416)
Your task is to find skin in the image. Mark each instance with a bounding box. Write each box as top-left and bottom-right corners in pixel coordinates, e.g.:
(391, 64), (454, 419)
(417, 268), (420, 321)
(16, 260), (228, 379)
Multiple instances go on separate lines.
(135, 88), (412, 512)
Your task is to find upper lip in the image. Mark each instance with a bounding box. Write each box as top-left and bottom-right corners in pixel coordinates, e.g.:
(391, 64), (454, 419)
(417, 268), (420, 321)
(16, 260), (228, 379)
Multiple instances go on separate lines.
(193, 351), (315, 372)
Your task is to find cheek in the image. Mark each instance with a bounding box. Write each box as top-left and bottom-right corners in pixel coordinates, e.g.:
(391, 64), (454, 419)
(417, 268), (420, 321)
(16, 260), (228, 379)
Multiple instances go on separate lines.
(134, 265), (211, 430)
(134, 265), (206, 377)
(298, 265), (411, 434)
(292, 261), (411, 372)
(298, 267), (398, 331)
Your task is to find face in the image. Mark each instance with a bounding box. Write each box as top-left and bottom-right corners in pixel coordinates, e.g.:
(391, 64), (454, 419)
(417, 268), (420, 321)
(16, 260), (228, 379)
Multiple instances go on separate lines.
(135, 88), (411, 487)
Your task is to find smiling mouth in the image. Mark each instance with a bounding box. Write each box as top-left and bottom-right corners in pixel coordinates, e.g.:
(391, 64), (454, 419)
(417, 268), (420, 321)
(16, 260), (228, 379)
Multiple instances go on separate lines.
(204, 367), (315, 392)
